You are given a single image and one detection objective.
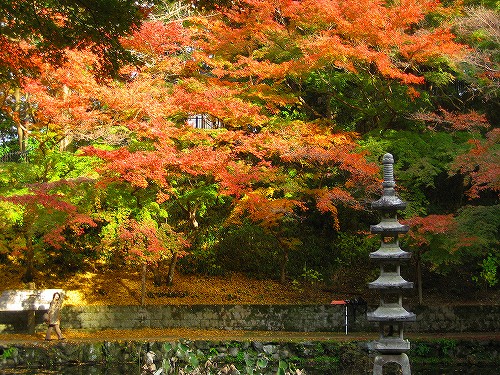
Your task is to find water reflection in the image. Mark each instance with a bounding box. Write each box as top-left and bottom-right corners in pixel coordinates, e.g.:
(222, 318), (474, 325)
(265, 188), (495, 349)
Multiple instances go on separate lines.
(10, 365), (168, 375)
(0, 364), (133, 375)
(1, 364), (499, 375)
(408, 364), (499, 375)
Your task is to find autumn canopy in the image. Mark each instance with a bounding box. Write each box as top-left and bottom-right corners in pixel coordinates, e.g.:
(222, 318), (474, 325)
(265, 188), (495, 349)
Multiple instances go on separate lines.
(0, 0), (498, 296)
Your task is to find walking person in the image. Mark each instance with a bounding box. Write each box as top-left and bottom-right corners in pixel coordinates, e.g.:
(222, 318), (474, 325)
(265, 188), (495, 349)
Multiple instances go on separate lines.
(44, 292), (64, 340)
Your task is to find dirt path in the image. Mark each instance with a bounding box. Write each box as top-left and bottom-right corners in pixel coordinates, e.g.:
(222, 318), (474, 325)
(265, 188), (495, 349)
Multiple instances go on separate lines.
(1, 329), (499, 344)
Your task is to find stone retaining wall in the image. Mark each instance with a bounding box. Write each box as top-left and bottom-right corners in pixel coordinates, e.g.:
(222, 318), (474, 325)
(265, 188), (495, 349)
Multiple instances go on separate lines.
(1, 304), (499, 333)
(411, 305), (500, 333)
(63, 305), (347, 331)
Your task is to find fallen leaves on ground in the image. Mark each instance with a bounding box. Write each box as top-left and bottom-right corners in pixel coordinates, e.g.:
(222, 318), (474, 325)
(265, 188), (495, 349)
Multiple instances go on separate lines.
(1, 328), (377, 343)
(1, 264), (498, 308)
(0, 265), (338, 306)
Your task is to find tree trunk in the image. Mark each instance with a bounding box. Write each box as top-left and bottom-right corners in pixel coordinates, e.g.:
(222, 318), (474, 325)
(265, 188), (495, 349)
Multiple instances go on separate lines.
(22, 233), (35, 283)
(416, 253), (423, 305)
(166, 252), (179, 286)
(280, 248), (289, 284)
(141, 263), (146, 306)
(152, 260), (165, 286)
(59, 85), (73, 151)
(188, 203), (198, 228)
(14, 87), (28, 153)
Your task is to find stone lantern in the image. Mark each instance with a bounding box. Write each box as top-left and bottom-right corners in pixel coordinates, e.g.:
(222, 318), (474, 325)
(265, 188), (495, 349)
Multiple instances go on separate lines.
(368, 153), (415, 375)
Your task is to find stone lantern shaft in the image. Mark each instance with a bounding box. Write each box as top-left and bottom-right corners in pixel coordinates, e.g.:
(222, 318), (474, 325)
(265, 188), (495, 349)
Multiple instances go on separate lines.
(368, 153), (415, 375)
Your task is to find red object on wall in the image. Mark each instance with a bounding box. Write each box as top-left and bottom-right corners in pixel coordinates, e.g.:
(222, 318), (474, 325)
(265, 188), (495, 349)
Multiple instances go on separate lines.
(331, 300), (347, 305)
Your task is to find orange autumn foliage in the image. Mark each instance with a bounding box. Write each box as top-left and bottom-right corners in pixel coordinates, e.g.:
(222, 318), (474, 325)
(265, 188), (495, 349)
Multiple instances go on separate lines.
(12, 0), (469, 271)
(191, 0), (464, 87)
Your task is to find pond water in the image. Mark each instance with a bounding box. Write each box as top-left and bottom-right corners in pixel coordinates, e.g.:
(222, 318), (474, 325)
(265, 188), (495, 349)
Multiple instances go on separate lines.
(0, 363), (499, 375)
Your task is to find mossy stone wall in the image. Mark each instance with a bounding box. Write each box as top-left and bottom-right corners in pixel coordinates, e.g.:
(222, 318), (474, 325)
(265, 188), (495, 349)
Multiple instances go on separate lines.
(1, 304), (499, 333)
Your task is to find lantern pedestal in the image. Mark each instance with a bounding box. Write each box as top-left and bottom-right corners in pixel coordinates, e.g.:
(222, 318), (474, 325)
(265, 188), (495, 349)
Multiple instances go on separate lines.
(373, 353), (411, 375)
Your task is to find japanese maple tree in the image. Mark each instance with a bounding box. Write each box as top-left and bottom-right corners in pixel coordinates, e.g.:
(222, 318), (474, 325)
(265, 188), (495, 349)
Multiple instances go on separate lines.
(118, 218), (189, 304)
(0, 0), (156, 82)
(395, 109), (499, 297)
(4, 0), (479, 286)
(0, 181), (96, 282)
(181, 0), (465, 130)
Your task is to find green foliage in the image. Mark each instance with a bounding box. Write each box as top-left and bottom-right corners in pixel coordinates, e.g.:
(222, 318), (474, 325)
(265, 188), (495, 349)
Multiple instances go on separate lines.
(455, 205), (500, 286)
(412, 205), (500, 287)
(0, 347), (16, 360)
(360, 129), (473, 216)
(159, 342), (304, 375)
(0, 149), (97, 193)
(412, 342), (432, 357)
(454, 205), (500, 251)
(0, 115), (17, 154)
(439, 339), (458, 357)
(292, 265), (324, 292)
(300, 266), (323, 285)
(299, 69), (431, 132)
(179, 215), (228, 275)
(212, 222), (279, 277)
(0, 146), (103, 279)
(424, 71), (456, 88)
(179, 245), (224, 276)
(331, 233), (377, 269)
(421, 56), (460, 88)
(474, 253), (499, 287)
(180, 209), (379, 283)
(169, 181), (222, 229)
(93, 181), (166, 261)
(161, 342), (201, 373)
